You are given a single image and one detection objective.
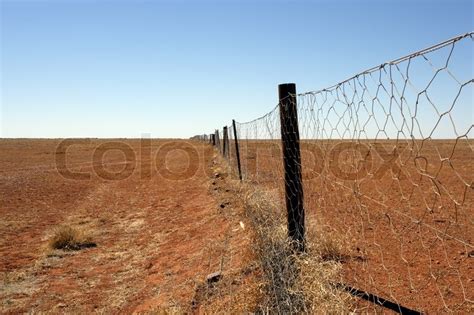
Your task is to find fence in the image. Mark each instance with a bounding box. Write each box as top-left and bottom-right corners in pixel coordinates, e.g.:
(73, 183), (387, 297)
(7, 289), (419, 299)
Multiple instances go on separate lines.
(200, 32), (473, 313)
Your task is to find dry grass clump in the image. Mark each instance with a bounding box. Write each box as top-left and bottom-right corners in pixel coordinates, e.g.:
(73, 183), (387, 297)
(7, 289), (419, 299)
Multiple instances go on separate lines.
(241, 185), (353, 313)
(243, 189), (304, 313)
(310, 230), (348, 263)
(295, 243), (352, 313)
(49, 225), (96, 251)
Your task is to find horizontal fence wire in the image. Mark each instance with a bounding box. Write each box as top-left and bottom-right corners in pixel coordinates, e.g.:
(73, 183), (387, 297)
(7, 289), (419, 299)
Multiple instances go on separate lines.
(208, 32), (473, 313)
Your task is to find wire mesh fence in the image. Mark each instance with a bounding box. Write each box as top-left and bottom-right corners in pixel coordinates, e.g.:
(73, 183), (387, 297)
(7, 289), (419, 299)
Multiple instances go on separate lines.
(206, 32), (473, 313)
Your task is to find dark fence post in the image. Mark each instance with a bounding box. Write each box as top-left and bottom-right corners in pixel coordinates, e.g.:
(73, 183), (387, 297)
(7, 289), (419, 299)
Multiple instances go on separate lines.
(279, 83), (305, 252)
(215, 129), (221, 152)
(223, 126), (229, 159)
(232, 119), (243, 181)
(212, 134), (216, 146)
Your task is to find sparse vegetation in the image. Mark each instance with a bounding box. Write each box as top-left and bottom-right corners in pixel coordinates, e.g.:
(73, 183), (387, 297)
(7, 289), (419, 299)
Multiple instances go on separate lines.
(205, 152), (353, 313)
(240, 184), (353, 313)
(311, 230), (347, 263)
(48, 225), (96, 251)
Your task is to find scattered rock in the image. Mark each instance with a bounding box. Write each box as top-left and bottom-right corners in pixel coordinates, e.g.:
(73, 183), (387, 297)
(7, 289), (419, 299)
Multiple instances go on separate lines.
(206, 271), (222, 284)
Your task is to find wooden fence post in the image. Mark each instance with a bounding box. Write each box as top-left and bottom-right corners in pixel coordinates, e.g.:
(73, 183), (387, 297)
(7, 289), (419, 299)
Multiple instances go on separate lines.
(232, 119), (243, 181)
(279, 83), (305, 252)
(223, 126), (229, 159)
(215, 129), (221, 152)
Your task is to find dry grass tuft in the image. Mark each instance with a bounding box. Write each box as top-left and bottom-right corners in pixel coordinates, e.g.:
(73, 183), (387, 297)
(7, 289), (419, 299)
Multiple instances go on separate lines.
(295, 243), (352, 313)
(311, 230), (348, 263)
(241, 185), (353, 313)
(49, 225), (96, 251)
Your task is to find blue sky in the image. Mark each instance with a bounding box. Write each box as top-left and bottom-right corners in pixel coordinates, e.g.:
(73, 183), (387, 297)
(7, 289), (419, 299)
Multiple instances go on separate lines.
(1, 0), (472, 138)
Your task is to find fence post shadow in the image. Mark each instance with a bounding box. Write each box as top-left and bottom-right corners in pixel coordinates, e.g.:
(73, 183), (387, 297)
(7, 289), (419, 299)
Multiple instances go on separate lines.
(333, 283), (422, 314)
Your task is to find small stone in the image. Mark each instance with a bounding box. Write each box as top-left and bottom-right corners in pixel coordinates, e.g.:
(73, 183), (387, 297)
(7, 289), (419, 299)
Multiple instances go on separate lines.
(206, 271), (222, 284)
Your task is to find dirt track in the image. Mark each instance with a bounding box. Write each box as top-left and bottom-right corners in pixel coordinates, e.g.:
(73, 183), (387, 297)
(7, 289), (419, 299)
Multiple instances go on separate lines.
(0, 139), (257, 313)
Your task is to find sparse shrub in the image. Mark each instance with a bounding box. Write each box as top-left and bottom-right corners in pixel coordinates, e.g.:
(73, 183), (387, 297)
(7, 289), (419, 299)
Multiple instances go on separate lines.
(49, 225), (96, 250)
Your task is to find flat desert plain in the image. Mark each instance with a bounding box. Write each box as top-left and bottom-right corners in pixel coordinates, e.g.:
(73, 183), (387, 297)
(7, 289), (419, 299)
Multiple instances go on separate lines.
(0, 139), (258, 313)
(1, 138), (473, 313)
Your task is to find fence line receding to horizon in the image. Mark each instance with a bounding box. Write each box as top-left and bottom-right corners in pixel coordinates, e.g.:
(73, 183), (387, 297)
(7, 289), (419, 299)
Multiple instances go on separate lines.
(194, 32), (473, 313)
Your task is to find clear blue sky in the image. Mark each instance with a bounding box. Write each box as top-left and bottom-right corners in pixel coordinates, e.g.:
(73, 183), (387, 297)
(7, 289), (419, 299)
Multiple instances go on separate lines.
(1, 0), (472, 138)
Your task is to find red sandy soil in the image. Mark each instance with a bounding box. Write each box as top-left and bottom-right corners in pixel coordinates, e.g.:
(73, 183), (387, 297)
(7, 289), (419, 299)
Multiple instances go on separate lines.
(2, 137), (472, 313)
(0, 139), (259, 313)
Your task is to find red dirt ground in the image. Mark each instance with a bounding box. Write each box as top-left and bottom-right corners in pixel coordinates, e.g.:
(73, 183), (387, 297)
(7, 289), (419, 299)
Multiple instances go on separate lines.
(0, 139), (259, 313)
(2, 138), (472, 313)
